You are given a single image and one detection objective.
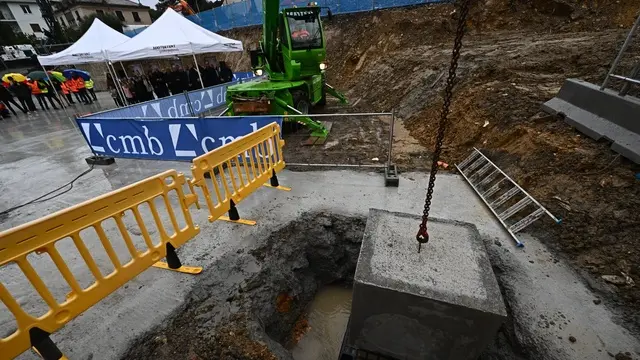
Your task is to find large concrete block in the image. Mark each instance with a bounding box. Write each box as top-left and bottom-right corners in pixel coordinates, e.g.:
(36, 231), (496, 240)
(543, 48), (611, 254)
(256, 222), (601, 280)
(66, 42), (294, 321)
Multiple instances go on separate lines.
(349, 209), (507, 360)
(541, 78), (640, 164)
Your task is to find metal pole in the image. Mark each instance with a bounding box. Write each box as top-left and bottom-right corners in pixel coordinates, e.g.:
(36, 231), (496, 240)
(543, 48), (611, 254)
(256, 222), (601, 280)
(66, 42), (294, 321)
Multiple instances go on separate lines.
(601, 12), (640, 90)
(41, 65), (75, 129)
(387, 109), (395, 168)
(112, 62), (129, 105)
(119, 62), (129, 78)
(184, 90), (195, 116)
(106, 61), (126, 107)
(192, 52), (205, 89)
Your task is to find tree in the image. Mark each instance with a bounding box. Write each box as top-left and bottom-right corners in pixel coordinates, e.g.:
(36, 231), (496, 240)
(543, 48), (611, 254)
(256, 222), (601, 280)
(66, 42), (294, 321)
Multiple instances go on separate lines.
(65, 13), (124, 41)
(80, 13), (123, 33)
(36, 0), (66, 43)
(0, 23), (37, 46)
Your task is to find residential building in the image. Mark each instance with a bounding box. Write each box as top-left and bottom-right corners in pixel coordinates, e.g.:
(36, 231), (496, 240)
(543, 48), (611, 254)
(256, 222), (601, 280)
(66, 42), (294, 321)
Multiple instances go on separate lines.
(0, 0), (50, 39)
(54, 0), (151, 28)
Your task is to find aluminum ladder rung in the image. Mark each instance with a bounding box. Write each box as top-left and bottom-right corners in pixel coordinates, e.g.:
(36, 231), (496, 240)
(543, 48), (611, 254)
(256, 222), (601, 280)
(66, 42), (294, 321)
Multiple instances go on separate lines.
(457, 148), (561, 247)
(458, 150), (480, 170)
(498, 197), (532, 221)
(482, 178), (506, 198)
(510, 207), (546, 233)
(469, 163), (494, 183)
(464, 157), (486, 175)
(477, 169), (501, 188)
(490, 187), (520, 208)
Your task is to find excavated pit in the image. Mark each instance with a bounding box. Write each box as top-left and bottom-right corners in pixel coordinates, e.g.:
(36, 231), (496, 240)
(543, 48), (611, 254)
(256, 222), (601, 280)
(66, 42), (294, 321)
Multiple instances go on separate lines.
(122, 212), (526, 360)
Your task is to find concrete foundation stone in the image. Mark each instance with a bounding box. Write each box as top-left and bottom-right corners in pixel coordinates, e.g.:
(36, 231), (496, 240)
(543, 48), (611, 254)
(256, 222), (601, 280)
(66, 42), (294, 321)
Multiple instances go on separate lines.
(349, 209), (507, 360)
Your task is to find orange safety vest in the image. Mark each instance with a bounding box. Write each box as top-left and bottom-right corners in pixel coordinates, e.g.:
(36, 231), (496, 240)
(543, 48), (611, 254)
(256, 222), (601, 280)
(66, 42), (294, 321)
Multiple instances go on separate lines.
(27, 81), (41, 95)
(60, 82), (69, 94)
(75, 78), (86, 89)
(66, 80), (78, 93)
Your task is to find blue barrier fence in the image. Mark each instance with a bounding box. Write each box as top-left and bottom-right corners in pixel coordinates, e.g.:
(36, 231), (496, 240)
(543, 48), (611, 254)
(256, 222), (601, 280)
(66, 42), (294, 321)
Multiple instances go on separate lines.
(84, 72), (255, 119)
(77, 71), (281, 161)
(76, 115), (282, 161)
(124, 0), (447, 36)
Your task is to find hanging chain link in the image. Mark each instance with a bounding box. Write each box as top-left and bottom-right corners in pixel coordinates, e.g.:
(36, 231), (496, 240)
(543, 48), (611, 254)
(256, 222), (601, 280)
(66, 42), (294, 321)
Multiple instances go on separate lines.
(416, 0), (472, 253)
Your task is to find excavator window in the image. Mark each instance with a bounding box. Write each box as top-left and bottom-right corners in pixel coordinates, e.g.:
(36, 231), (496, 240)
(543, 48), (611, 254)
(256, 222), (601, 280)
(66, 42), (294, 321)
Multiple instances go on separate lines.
(286, 10), (322, 50)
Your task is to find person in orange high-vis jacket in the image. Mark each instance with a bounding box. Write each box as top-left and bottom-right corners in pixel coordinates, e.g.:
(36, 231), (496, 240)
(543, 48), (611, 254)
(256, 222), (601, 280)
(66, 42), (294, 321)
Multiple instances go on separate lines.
(26, 79), (48, 110)
(73, 75), (92, 104)
(60, 81), (75, 105)
(66, 79), (80, 103)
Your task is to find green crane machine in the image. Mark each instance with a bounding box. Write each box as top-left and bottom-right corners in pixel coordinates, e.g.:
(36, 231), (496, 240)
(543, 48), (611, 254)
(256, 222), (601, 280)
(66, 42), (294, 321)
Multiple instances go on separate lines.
(225, 0), (348, 138)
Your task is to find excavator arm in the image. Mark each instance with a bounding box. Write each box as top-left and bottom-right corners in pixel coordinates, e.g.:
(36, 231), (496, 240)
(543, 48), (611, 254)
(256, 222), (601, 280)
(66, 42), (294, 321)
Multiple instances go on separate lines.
(262, 0), (281, 73)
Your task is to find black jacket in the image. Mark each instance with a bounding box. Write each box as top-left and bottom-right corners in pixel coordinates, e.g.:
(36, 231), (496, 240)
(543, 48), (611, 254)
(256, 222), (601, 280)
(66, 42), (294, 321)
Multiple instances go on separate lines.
(10, 82), (31, 98)
(202, 67), (220, 87)
(150, 71), (168, 93)
(0, 85), (12, 101)
(167, 70), (189, 94)
(218, 63), (233, 83)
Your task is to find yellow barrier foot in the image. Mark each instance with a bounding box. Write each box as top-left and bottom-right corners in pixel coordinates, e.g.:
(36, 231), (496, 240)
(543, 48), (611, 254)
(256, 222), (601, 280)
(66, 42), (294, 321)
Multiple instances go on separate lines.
(31, 346), (69, 360)
(263, 183), (292, 192)
(219, 216), (257, 226)
(152, 262), (203, 274)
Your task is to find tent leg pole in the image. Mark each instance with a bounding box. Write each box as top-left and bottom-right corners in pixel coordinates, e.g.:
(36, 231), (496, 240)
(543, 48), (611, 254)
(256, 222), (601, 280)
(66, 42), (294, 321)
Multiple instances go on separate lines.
(110, 62), (128, 106)
(41, 65), (73, 123)
(106, 61), (126, 107)
(192, 53), (204, 89)
(119, 62), (129, 78)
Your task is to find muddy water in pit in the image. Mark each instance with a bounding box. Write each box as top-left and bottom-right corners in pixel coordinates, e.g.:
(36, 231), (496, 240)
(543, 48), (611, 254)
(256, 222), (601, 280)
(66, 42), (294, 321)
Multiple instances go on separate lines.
(291, 285), (353, 360)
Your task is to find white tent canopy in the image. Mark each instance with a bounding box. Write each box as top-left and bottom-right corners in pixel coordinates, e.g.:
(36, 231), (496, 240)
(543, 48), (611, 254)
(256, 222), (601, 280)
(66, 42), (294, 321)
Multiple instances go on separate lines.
(107, 8), (243, 62)
(37, 19), (130, 65)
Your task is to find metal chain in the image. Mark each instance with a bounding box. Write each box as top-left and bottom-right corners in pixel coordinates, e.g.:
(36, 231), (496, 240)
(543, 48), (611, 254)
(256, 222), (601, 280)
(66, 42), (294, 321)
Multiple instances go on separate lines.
(416, 0), (472, 253)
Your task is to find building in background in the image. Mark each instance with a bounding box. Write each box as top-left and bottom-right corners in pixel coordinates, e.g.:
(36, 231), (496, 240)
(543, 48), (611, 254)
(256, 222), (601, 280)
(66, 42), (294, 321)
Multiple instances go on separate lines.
(0, 0), (50, 39)
(54, 0), (151, 28)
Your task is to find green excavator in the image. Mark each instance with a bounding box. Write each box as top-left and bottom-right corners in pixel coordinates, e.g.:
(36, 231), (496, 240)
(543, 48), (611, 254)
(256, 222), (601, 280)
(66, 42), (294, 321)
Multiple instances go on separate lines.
(224, 0), (348, 138)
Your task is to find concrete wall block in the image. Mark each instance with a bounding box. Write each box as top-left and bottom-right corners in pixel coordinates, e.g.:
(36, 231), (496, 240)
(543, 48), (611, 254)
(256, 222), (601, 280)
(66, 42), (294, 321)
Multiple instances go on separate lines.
(542, 78), (640, 165)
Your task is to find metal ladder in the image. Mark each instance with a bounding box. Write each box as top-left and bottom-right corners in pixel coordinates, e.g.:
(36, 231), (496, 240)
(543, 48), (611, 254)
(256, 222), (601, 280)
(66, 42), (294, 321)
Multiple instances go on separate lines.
(456, 148), (561, 247)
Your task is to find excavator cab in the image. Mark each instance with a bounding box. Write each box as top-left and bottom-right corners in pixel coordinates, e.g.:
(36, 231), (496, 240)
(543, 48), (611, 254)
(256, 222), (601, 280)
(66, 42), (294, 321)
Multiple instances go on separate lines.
(279, 7), (326, 80)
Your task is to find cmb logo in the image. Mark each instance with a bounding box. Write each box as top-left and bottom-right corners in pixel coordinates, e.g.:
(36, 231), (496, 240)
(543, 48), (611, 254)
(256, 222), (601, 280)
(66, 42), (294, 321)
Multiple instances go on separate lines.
(135, 85), (227, 118)
(78, 118), (274, 161)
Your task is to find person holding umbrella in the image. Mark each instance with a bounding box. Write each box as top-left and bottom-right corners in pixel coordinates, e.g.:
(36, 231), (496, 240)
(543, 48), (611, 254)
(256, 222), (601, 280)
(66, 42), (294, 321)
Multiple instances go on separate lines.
(60, 80), (74, 105)
(0, 83), (28, 116)
(85, 77), (97, 101)
(43, 79), (64, 109)
(73, 75), (92, 104)
(7, 77), (36, 112)
(26, 78), (48, 110)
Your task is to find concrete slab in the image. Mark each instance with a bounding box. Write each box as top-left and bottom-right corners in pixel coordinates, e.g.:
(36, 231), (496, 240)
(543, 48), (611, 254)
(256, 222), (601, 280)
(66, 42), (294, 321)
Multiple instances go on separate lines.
(349, 209), (506, 359)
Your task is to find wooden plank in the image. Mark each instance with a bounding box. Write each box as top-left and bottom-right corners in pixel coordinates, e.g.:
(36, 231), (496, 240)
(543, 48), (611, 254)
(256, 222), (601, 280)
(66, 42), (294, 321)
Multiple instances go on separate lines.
(303, 121), (333, 146)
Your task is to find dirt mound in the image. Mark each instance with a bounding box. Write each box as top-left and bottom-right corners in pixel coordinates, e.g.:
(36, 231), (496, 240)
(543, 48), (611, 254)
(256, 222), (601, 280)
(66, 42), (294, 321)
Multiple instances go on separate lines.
(218, 0), (640, 332)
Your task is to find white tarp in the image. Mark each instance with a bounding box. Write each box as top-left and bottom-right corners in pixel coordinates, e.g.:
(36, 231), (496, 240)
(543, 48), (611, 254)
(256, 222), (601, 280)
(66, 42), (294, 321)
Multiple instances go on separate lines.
(107, 8), (243, 62)
(37, 19), (130, 65)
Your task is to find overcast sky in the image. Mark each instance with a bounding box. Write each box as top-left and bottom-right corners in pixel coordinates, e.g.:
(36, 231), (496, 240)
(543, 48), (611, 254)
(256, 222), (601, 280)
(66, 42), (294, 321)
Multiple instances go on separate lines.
(140, 0), (159, 9)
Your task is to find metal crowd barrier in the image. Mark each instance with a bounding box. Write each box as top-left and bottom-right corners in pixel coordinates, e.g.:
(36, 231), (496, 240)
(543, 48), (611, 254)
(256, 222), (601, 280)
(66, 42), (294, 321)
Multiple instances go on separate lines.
(0, 122), (287, 359)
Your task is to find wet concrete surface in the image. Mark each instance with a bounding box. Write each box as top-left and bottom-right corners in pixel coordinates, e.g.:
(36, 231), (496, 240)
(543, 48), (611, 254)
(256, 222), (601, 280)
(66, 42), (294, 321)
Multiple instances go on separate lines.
(0, 94), (639, 359)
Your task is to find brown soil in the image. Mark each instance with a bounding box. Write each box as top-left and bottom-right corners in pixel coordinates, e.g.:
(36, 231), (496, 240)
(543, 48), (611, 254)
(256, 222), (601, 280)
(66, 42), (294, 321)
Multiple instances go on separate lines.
(335, 0), (640, 328)
(222, 0), (640, 330)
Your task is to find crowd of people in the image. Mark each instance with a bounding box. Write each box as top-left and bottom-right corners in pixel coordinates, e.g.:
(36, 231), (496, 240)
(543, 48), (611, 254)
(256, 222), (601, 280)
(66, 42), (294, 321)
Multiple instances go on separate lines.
(107, 61), (234, 106)
(0, 75), (96, 118)
(0, 60), (235, 117)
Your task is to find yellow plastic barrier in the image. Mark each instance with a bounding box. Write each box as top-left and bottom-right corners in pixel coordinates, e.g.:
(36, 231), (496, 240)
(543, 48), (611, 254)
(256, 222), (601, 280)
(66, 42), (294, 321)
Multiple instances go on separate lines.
(0, 170), (199, 360)
(190, 122), (286, 223)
